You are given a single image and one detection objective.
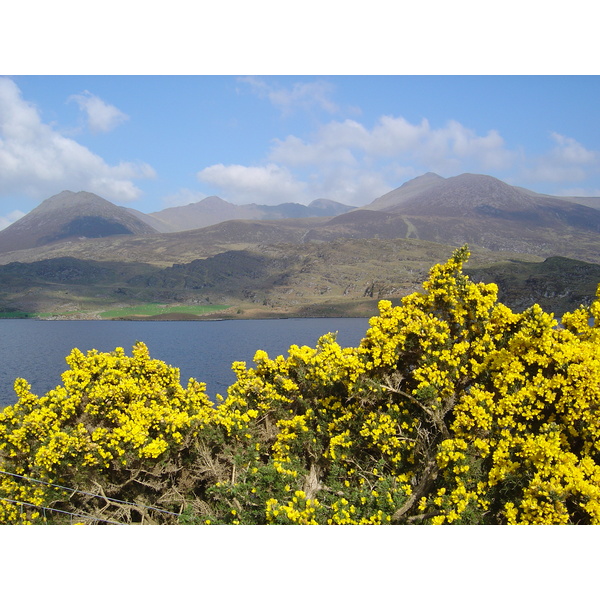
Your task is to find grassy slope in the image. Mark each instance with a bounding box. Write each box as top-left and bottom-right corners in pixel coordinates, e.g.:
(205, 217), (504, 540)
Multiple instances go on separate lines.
(0, 237), (561, 318)
(99, 304), (230, 319)
(0, 212), (598, 318)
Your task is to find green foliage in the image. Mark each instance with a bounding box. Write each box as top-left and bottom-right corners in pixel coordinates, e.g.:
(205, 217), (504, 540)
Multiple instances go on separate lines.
(2, 245), (600, 524)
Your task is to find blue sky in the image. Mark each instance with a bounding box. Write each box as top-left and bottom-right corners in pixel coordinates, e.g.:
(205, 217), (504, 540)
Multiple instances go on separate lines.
(1, 74), (599, 230)
(1, 1), (599, 230)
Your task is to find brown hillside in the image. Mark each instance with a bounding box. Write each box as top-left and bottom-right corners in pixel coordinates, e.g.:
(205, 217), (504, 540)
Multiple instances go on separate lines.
(0, 191), (157, 254)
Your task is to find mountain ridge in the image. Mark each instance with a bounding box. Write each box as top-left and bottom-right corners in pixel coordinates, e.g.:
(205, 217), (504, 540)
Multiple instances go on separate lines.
(366, 173), (600, 226)
(147, 195), (356, 232)
(2, 172), (600, 267)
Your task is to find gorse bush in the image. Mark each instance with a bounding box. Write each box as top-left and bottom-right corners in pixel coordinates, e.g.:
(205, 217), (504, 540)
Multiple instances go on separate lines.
(0, 343), (212, 523)
(1, 246), (600, 524)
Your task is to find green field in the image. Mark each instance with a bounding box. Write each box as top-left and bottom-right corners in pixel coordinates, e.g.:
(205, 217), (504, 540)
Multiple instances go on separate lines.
(0, 311), (35, 319)
(99, 304), (230, 318)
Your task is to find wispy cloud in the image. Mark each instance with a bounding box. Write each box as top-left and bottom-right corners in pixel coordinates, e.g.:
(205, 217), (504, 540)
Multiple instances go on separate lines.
(238, 77), (340, 116)
(68, 90), (129, 133)
(0, 209), (26, 230)
(270, 116), (514, 173)
(522, 131), (600, 184)
(557, 186), (600, 197)
(0, 77), (154, 202)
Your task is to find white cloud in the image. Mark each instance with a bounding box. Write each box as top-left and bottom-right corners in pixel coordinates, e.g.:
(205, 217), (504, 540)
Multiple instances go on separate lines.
(239, 77), (339, 115)
(0, 209), (26, 230)
(313, 166), (390, 205)
(270, 130), (359, 168)
(550, 132), (597, 164)
(68, 90), (129, 133)
(0, 77), (155, 202)
(421, 120), (511, 170)
(197, 163), (307, 205)
(273, 116), (514, 171)
(523, 131), (600, 184)
(258, 115), (515, 203)
(367, 116), (427, 156)
(197, 160), (392, 206)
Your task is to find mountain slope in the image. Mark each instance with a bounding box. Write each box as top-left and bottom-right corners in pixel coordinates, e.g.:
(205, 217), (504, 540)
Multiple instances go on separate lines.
(0, 191), (158, 253)
(322, 173), (600, 260)
(125, 207), (177, 233)
(368, 172), (446, 210)
(368, 173), (600, 231)
(2, 237), (599, 319)
(0, 238), (547, 318)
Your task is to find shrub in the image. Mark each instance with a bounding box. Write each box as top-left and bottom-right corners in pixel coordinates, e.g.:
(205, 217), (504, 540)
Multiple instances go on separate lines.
(0, 343), (211, 523)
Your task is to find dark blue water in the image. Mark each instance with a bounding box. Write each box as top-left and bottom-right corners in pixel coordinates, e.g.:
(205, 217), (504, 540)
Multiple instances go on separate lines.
(0, 318), (370, 407)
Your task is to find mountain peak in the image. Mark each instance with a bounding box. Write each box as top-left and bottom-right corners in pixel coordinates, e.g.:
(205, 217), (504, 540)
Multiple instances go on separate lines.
(0, 190), (158, 253)
(370, 172), (600, 236)
(308, 198), (356, 216)
(368, 172), (446, 210)
(376, 172), (536, 218)
(198, 196), (229, 208)
(38, 190), (117, 212)
(402, 172), (444, 186)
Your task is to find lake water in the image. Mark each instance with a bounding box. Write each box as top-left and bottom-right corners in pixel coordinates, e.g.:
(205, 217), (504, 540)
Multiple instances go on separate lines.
(0, 318), (370, 407)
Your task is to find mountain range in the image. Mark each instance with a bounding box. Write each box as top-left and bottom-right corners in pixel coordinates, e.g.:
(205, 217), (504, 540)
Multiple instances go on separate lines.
(134, 196), (356, 233)
(1, 173), (599, 319)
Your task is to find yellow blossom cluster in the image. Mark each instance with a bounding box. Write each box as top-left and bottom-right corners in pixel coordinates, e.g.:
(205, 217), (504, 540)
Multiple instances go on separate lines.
(0, 342), (211, 524)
